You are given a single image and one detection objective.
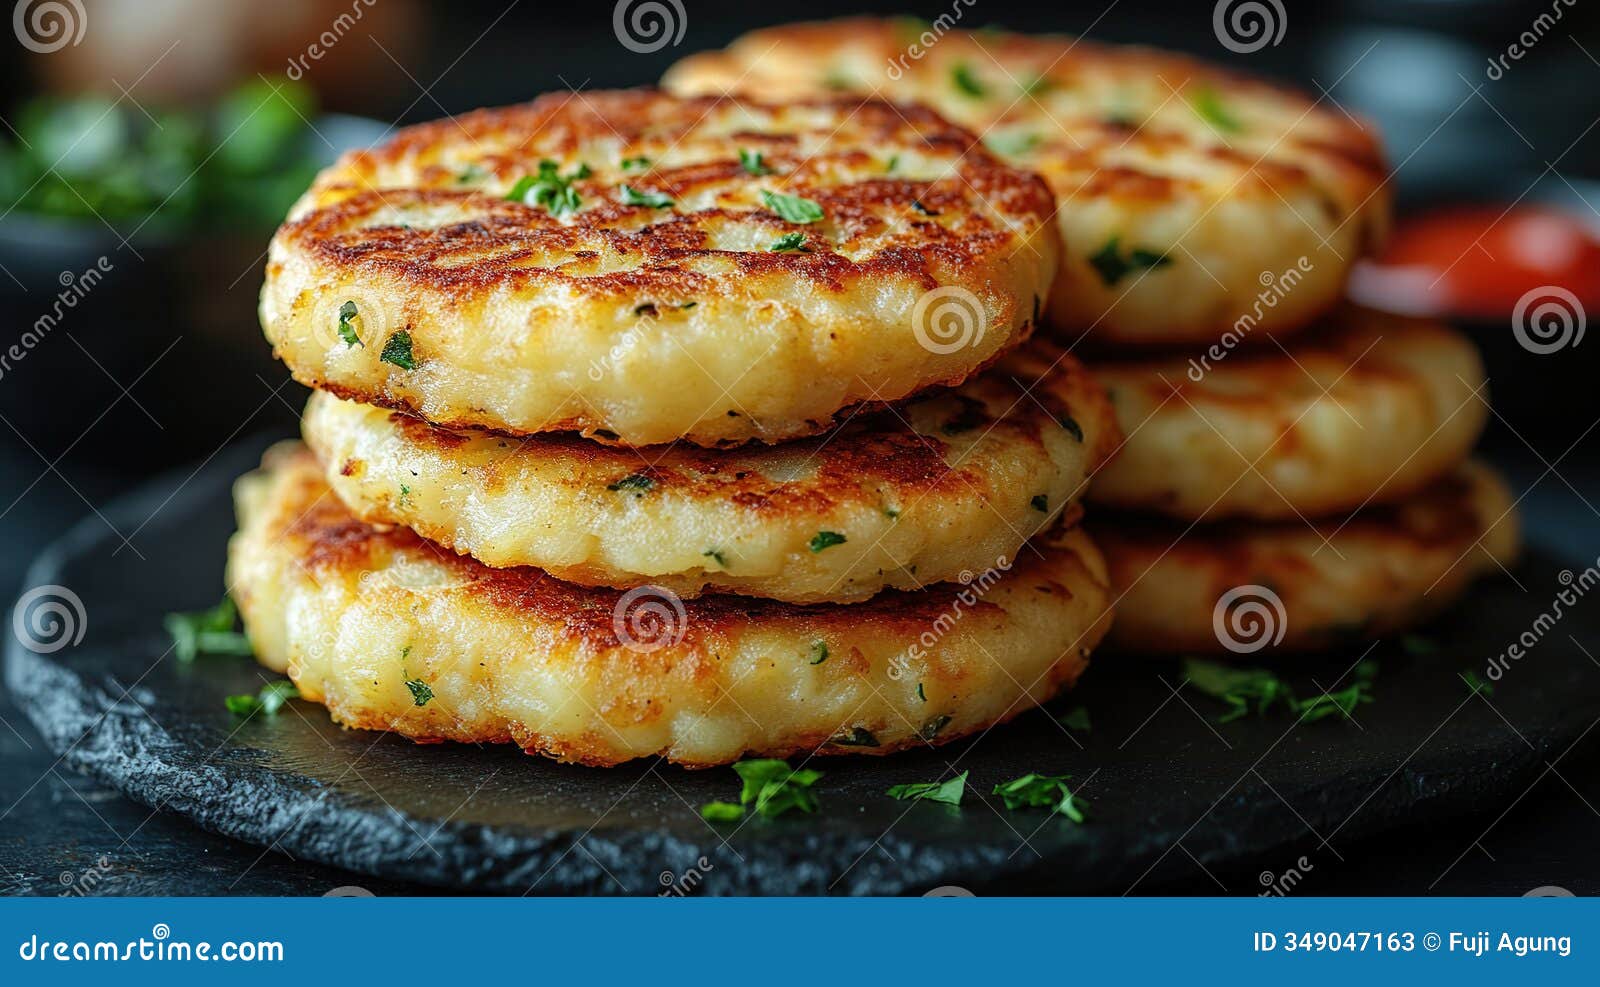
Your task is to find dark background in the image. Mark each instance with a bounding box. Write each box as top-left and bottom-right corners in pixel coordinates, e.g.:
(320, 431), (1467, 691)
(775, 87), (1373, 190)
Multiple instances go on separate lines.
(1, 0), (1597, 895)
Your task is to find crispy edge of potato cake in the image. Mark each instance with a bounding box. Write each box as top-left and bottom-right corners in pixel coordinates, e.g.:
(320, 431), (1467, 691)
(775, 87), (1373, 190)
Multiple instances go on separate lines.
(227, 443), (1115, 766)
(663, 17), (1391, 345)
(301, 338), (1119, 603)
(1090, 460), (1519, 655)
(261, 90), (1061, 446)
(1087, 307), (1488, 521)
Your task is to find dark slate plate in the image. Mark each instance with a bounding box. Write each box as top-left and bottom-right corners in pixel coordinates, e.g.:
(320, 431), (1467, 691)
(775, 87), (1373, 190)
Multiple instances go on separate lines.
(6, 435), (1598, 895)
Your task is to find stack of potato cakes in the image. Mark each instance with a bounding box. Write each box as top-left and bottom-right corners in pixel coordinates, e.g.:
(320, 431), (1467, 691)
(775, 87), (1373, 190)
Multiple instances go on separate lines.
(668, 18), (1519, 657)
(232, 90), (1121, 766)
(233, 19), (1523, 770)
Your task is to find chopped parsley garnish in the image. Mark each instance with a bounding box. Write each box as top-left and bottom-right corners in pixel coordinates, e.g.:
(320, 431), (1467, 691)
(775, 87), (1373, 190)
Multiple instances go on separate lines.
(1058, 414), (1084, 442)
(883, 505), (901, 519)
(703, 549), (727, 568)
(620, 184), (674, 208)
(380, 331), (416, 370)
(992, 772), (1087, 822)
(620, 155), (651, 172)
(738, 148), (772, 176)
(769, 232), (809, 252)
(1088, 236), (1173, 286)
(952, 63), (986, 97)
(1190, 87), (1243, 134)
(809, 530), (847, 552)
(911, 199), (940, 217)
(808, 641), (829, 665)
(700, 801), (745, 823)
(398, 483), (411, 505)
(831, 726), (878, 747)
(887, 770), (967, 806)
(456, 163), (485, 184)
(336, 300), (362, 348)
(1183, 658), (1294, 723)
(761, 189), (824, 224)
(1294, 661), (1378, 723)
(166, 597), (252, 663)
(885, 154), (900, 173)
(732, 759), (823, 818)
(607, 473), (654, 493)
(404, 678), (434, 707)
(1020, 75), (1051, 96)
(1461, 670), (1495, 697)
(226, 680), (299, 717)
(506, 159), (587, 216)
(1057, 706), (1091, 733)
(1184, 657), (1378, 724)
(916, 682), (927, 702)
(1031, 494), (1049, 513)
(919, 714), (952, 740)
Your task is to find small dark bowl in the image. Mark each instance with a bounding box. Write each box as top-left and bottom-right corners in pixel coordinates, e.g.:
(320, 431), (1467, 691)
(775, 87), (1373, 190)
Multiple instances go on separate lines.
(0, 114), (388, 468)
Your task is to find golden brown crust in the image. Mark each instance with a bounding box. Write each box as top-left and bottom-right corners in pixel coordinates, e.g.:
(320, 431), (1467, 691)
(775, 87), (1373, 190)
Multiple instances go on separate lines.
(1091, 461), (1520, 655)
(261, 90), (1061, 446)
(1087, 306), (1489, 520)
(302, 336), (1119, 603)
(227, 444), (1116, 767)
(664, 18), (1391, 344)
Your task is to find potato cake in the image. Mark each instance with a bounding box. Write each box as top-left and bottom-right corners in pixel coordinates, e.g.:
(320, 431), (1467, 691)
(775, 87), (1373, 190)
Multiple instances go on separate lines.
(1091, 461), (1519, 655)
(261, 90), (1060, 447)
(226, 444), (1115, 767)
(664, 18), (1389, 345)
(1088, 307), (1487, 521)
(301, 339), (1117, 604)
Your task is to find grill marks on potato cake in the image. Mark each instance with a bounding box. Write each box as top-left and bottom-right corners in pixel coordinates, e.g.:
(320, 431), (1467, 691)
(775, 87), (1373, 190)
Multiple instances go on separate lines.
(262, 92), (1061, 446)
